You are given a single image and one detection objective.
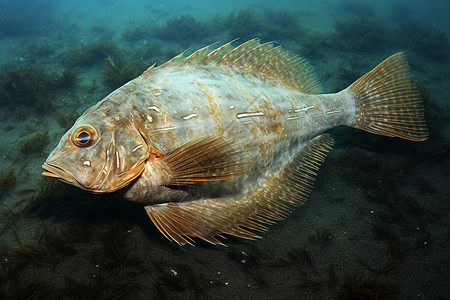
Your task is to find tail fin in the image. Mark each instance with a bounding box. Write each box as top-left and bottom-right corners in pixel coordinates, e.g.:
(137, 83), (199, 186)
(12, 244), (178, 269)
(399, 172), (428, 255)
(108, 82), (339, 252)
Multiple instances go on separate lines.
(346, 53), (429, 141)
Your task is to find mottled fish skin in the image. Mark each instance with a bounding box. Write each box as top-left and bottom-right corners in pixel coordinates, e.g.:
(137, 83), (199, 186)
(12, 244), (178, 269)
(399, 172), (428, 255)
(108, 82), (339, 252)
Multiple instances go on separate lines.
(120, 64), (355, 202)
(42, 40), (428, 245)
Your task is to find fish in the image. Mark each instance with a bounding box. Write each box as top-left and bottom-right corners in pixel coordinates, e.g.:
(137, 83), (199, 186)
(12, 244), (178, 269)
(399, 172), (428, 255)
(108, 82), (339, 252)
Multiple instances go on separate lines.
(42, 39), (428, 246)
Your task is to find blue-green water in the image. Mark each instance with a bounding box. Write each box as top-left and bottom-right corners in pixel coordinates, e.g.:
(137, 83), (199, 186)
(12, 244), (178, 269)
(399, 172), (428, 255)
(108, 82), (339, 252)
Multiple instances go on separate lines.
(1, 0), (449, 299)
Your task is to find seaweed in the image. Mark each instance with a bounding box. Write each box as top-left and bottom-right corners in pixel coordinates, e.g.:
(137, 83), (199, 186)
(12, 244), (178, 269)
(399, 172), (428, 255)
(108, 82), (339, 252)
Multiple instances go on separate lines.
(19, 130), (49, 156)
(371, 219), (410, 259)
(151, 15), (210, 46)
(25, 43), (55, 59)
(225, 9), (264, 41)
(335, 58), (368, 90)
(122, 25), (151, 42)
(300, 33), (330, 59)
(394, 20), (449, 61)
(308, 228), (333, 248)
(371, 220), (398, 241)
(10, 242), (49, 267)
(153, 261), (205, 297)
(8, 280), (50, 300)
(100, 222), (131, 269)
(415, 179), (435, 195)
(287, 247), (314, 267)
(54, 69), (79, 89)
(332, 17), (388, 53)
(57, 112), (78, 130)
(66, 40), (119, 67)
(226, 244), (265, 268)
(327, 264), (338, 292)
(0, 169), (16, 196)
(0, 66), (53, 109)
(103, 55), (145, 88)
(260, 10), (305, 41)
(41, 225), (77, 257)
(61, 277), (102, 299)
(0, 66), (77, 111)
(338, 274), (397, 299)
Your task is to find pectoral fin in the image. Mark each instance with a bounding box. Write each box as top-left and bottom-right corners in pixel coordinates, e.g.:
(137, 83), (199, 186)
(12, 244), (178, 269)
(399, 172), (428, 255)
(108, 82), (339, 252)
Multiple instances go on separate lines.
(145, 134), (334, 246)
(161, 136), (250, 185)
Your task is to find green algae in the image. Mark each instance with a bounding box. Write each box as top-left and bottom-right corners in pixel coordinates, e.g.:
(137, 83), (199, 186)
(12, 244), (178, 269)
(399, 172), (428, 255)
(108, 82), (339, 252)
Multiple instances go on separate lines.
(332, 17), (388, 53)
(395, 20), (449, 61)
(0, 169), (16, 196)
(0, 66), (78, 112)
(19, 130), (49, 156)
(151, 15), (210, 46)
(103, 55), (145, 88)
(66, 40), (118, 67)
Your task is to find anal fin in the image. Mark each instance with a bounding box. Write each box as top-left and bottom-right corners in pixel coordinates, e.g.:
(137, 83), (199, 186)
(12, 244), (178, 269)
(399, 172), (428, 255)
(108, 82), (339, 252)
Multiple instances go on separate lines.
(145, 134), (334, 246)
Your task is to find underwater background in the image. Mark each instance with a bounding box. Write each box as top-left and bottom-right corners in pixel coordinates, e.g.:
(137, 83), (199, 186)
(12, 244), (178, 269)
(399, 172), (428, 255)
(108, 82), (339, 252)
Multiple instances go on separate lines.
(1, 0), (449, 299)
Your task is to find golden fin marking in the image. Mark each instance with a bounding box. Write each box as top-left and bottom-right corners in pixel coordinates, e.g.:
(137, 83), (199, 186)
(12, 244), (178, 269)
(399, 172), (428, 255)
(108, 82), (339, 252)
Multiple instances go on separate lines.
(346, 52), (429, 141)
(232, 41), (272, 65)
(162, 136), (249, 185)
(247, 44), (278, 66)
(216, 39), (259, 64)
(201, 39), (237, 63)
(159, 49), (189, 68)
(144, 134), (334, 245)
(142, 63), (156, 76)
(183, 42), (220, 64)
(257, 49), (287, 72)
(157, 39), (322, 94)
(183, 45), (211, 63)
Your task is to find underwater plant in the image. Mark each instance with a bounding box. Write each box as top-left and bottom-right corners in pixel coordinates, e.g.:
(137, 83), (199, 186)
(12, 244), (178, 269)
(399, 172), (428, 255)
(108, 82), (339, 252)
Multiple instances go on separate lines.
(260, 10), (305, 41)
(122, 25), (151, 42)
(55, 69), (79, 89)
(300, 33), (331, 59)
(57, 112), (79, 131)
(0, 66), (52, 109)
(332, 17), (388, 53)
(66, 40), (119, 67)
(150, 15), (210, 46)
(19, 130), (49, 156)
(225, 9), (264, 41)
(0, 168), (16, 196)
(394, 20), (449, 61)
(103, 55), (145, 88)
(0, 66), (77, 111)
(338, 274), (397, 299)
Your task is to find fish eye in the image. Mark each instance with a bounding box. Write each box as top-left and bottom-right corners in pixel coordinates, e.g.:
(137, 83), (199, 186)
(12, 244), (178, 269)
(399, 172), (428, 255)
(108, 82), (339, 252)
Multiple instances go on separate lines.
(72, 126), (98, 147)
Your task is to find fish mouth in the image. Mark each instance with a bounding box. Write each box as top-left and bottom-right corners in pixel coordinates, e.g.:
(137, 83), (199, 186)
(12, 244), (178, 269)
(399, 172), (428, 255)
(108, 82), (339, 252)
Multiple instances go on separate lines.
(42, 162), (75, 184)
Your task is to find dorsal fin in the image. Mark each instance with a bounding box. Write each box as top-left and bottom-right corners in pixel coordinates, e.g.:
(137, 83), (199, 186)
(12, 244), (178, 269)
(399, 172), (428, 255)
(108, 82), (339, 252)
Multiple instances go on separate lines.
(153, 39), (321, 94)
(144, 134), (334, 245)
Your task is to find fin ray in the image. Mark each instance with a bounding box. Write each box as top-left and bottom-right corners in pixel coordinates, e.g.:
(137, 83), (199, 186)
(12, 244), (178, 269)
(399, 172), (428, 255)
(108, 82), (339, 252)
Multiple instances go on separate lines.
(346, 52), (429, 141)
(145, 135), (334, 245)
(162, 136), (249, 185)
(158, 39), (322, 94)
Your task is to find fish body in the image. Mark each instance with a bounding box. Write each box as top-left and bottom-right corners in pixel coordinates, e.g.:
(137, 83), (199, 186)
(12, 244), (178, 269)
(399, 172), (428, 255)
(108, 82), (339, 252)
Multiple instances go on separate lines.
(42, 40), (428, 245)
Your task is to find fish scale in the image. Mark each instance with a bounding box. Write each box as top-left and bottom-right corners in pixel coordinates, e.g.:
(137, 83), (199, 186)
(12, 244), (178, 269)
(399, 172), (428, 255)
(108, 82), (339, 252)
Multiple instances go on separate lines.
(42, 40), (428, 245)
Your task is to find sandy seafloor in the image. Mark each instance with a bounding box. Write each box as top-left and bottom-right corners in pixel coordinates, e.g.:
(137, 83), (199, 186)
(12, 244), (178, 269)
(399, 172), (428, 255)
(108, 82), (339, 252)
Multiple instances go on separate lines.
(1, 0), (450, 299)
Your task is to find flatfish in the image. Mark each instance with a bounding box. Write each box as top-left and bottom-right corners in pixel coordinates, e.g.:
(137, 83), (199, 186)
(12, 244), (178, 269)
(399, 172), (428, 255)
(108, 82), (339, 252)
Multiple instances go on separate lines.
(42, 39), (428, 245)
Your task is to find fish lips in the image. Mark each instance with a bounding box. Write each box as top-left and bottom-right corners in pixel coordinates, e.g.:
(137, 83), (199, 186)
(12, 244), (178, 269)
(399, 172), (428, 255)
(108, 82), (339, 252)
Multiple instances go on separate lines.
(42, 162), (75, 184)
(41, 161), (105, 192)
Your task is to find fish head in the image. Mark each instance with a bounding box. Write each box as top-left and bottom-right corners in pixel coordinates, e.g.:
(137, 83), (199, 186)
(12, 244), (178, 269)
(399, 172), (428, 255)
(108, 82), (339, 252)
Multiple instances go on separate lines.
(42, 109), (149, 193)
